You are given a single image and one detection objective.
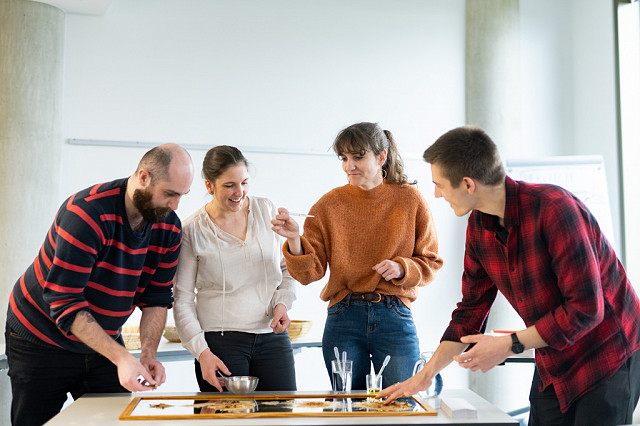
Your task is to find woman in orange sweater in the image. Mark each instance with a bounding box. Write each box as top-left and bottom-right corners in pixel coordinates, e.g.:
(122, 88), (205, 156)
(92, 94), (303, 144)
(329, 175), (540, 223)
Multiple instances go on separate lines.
(272, 122), (443, 390)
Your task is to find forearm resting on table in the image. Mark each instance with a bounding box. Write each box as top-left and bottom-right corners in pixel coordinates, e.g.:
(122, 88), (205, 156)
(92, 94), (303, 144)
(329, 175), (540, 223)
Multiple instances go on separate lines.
(69, 310), (133, 365)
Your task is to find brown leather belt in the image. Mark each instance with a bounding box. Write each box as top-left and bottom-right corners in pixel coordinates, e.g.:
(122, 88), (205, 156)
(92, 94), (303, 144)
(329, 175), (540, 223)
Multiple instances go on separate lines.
(349, 292), (397, 303)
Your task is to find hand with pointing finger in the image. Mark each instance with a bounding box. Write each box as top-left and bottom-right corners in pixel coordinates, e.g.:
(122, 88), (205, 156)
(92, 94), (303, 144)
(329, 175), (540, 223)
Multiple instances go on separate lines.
(376, 370), (433, 405)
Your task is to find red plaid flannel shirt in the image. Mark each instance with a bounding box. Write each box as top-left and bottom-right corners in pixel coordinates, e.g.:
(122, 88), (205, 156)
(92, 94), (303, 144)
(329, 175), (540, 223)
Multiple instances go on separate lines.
(442, 177), (640, 412)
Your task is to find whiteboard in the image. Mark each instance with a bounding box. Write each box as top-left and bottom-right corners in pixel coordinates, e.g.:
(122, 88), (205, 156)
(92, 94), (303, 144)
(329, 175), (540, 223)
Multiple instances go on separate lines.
(506, 155), (616, 251)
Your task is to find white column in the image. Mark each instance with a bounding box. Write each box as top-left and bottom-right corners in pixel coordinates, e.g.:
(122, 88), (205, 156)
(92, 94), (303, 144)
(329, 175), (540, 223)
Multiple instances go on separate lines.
(466, 0), (521, 159)
(1, 2), (64, 422)
(465, 0), (532, 417)
(0, 0), (64, 337)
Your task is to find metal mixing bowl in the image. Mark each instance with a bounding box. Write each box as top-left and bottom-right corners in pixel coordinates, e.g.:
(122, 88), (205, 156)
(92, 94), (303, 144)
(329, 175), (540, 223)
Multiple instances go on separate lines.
(224, 376), (259, 394)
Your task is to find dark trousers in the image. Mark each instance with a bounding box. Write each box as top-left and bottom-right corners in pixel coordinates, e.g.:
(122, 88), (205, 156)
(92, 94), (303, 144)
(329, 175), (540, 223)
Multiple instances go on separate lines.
(195, 331), (296, 392)
(5, 325), (127, 426)
(529, 349), (640, 426)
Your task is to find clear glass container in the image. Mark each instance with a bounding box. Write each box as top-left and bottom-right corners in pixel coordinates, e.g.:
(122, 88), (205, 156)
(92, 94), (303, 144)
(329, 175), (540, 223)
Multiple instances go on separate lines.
(413, 351), (443, 406)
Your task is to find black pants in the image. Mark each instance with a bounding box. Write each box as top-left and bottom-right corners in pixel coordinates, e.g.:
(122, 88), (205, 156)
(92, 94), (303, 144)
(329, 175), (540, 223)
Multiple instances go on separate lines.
(529, 349), (640, 426)
(5, 325), (127, 426)
(196, 330), (296, 391)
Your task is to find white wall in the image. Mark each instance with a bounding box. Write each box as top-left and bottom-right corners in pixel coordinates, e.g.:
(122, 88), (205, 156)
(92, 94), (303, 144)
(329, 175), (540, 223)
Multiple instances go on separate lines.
(570, 0), (622, 250)
(518, 0), (622, 252)
(62, 0), (466, 150)
(57, 0), (624, 409)
(61, 0), (471, 390)
(519, 0), (574, 157)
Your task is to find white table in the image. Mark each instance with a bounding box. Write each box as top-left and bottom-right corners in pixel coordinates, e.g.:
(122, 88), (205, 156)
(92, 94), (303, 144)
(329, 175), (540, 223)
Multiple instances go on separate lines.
(45, 389), (518, 425)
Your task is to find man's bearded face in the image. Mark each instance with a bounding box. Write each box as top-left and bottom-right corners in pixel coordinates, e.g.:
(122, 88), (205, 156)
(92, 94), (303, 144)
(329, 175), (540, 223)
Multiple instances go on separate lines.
(133, 187), (172, 224)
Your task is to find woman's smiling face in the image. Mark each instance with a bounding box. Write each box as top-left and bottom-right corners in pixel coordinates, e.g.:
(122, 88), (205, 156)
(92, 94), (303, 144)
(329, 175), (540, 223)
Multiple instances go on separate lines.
(206, 164), (249, 212)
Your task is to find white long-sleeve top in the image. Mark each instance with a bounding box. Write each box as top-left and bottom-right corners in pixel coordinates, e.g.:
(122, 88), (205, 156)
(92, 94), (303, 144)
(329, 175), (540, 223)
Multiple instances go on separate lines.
(173, 196), (297, 360)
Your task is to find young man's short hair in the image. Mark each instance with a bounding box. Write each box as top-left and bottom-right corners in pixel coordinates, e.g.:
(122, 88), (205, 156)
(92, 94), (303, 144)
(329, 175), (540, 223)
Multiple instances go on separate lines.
(423, 126), (506, 187)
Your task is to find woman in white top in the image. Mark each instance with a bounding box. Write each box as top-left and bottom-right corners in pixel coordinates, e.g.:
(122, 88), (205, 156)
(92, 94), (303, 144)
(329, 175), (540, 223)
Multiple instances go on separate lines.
(174, 145), (297, 391)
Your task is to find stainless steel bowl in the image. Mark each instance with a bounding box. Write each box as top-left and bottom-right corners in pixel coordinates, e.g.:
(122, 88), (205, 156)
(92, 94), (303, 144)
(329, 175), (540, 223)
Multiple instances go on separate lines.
(224, 376), (259, 394)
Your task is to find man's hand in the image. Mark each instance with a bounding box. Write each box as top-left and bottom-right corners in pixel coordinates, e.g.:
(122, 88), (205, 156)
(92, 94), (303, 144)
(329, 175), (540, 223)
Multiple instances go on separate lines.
(115, 355), (162, 392)
(139, 356), (166, 388)
(377, 340), (468, 404)
(137, 306), (168, 389)
(451, 334), (511, 372)
(70, 311), (158, 392)
(270, 304), (291, 334)
(199, 349), (231, 392)
(376, 370), (432, 404)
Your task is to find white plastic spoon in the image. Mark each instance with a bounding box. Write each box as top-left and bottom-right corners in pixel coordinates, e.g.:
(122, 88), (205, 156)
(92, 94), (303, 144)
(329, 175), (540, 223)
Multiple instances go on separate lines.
(374, 355), (391, 384)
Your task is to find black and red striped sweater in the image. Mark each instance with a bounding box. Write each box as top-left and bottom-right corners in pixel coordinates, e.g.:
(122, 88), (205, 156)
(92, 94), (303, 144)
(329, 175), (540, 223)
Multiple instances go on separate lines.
(7, 178), (182, 353)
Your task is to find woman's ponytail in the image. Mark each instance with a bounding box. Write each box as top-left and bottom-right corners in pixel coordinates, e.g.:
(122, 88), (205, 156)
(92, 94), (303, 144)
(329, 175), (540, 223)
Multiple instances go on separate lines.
(381, 129), (412, 185)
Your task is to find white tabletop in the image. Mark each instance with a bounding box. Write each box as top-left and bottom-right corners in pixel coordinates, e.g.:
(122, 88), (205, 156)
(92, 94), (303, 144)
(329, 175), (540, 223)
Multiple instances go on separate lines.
(45, 389), (518, 425)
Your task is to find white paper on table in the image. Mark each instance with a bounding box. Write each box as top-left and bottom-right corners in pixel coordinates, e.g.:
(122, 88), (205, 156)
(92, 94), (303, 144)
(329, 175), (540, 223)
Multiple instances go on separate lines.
(440, 398), (477, 419)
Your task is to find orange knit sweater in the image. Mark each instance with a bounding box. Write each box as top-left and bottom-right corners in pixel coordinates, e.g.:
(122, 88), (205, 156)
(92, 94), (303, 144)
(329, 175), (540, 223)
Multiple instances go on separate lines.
(283, 181), (443, 308)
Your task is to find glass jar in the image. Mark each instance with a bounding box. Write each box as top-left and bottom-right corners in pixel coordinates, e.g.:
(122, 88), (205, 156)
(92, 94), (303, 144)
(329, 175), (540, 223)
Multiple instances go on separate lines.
(413, 351), (443, 397)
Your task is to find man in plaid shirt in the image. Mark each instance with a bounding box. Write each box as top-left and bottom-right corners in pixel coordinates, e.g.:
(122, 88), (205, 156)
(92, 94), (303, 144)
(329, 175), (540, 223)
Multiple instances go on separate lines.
(379, 126), (640, 425)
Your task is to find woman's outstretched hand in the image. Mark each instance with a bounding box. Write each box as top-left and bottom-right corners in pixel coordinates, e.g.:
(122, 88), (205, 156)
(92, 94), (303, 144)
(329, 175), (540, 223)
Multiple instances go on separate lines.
(271, 208), (303, 255)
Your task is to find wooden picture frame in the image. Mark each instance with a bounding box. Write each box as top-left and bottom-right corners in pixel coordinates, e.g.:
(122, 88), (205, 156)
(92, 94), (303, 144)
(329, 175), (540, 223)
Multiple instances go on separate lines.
(119, 393), (437, 420)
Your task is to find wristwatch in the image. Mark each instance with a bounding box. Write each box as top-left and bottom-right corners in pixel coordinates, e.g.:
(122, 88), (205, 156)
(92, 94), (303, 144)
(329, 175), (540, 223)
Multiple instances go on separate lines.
(510, 333), (525, 354)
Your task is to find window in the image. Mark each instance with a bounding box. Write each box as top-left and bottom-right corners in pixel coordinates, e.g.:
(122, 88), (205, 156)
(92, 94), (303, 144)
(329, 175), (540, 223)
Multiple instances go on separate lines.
(617, 1), (640, 288)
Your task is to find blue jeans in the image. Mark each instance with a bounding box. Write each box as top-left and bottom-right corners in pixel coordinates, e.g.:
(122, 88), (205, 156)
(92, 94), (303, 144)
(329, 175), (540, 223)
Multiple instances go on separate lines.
(5, 324), (127, 426)
(196, 331), (296, 391)
(321, 294), (420, 391)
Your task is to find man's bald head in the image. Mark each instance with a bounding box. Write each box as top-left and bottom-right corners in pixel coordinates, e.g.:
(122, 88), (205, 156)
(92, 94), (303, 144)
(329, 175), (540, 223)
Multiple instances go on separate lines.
(136, 143), (192, 184)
